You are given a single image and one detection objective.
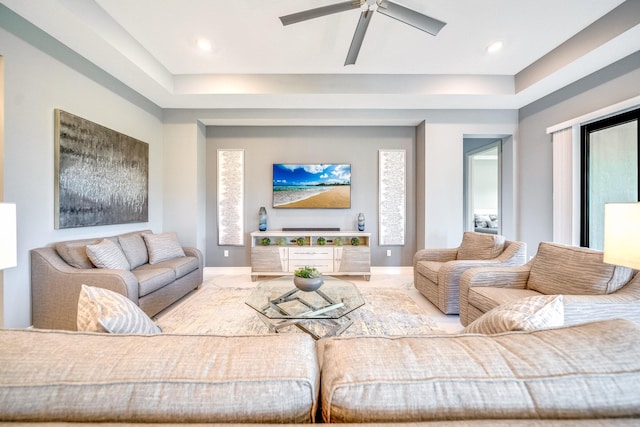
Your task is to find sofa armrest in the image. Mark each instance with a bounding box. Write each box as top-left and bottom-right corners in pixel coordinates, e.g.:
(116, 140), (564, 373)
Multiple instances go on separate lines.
(31, 247), (139, 331)
(413, 248), (458, 265)
(460, 264), (532, 290)
(182, 246), (204, 270)
(496, 240), (527, 265)
(458, 264), (532, 326)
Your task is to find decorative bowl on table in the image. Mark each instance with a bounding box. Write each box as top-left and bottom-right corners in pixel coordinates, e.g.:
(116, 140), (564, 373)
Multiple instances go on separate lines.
(293, 266), (324, 292)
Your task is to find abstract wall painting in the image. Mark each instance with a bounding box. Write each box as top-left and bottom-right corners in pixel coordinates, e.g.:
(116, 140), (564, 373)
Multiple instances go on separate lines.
(379, 149), (406, 245)
(217, 149), (245, 246)
(54, 109), (149, 229)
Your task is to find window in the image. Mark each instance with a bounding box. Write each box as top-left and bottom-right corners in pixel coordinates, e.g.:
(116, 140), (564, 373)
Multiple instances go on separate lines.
(580, 108), (640, 249)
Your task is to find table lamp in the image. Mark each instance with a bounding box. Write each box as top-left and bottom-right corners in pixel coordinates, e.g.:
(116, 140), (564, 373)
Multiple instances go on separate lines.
(603, 202), (640, 270)
(0, 203), (17, 270)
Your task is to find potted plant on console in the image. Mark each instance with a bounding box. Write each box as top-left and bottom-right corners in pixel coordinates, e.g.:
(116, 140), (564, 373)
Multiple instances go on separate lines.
(293, 266), (324, 292)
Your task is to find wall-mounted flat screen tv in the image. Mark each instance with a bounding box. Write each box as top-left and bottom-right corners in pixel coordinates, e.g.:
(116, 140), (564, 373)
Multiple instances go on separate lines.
(273, 163), (351, 209)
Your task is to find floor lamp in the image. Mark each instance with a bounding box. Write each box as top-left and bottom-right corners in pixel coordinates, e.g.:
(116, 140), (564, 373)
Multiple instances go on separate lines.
(603, 202), (640, 270)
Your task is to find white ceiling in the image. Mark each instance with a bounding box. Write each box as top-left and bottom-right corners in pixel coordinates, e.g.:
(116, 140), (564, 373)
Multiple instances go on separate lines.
(3, 0), (640, 114)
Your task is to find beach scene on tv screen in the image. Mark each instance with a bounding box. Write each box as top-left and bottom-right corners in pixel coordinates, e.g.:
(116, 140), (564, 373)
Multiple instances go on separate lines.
(273, 164), (351, 208)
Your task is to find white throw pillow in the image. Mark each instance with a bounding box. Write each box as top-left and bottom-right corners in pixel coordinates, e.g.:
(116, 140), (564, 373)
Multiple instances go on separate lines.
(143, 232), (186, 264)
(86, 239), (130, 270)
(77, 284), (161, 334)
(463, 295), (564, 334)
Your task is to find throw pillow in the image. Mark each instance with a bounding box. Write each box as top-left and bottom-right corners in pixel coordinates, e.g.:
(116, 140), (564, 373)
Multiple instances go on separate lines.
(118, 233), (149, 269)
(143, 232), (186, 264)
(55, 240), (101, 269)
(463, 295), (564, 334)
(457, 231), (505, 260)
(77, 284), (161, 334)
(86, 239), (131, 270)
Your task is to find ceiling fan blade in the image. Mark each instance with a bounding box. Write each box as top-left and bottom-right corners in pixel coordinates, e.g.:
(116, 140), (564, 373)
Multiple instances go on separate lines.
(279, 1), (359, 26)
(345, 10), (373, 65)
(377, 0), (446, 36)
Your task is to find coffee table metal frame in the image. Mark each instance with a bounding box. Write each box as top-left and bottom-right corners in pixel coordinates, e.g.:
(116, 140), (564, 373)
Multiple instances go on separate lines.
(245, 276), (365, 340)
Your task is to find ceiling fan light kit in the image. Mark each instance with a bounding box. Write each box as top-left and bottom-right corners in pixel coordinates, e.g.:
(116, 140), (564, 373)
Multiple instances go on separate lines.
(279, 0), (446, 66)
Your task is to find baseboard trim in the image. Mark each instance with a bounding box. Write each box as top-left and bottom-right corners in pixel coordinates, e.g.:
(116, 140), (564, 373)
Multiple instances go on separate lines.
(204, 266), (412, 276)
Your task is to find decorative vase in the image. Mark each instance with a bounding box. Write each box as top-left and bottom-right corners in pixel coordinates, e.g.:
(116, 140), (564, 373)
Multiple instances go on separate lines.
(258, 206), (267, 231)
(357, 212), (365, 231)
(293, 276), (324, 292)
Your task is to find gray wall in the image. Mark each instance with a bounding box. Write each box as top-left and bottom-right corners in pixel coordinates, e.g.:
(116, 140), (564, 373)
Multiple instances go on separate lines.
(1, 8), (164, 328)
(205, 126), (417, 267)
(517, 51), (640, 256)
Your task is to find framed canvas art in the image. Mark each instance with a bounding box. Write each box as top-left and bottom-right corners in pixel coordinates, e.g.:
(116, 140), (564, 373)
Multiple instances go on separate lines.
(54, 109), (149, 229)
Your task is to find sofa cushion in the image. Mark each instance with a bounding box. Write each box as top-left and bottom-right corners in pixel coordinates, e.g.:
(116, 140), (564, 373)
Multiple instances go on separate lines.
(457, 232), (505, 260)
(55, 238), (101, 269)
(143, 232), (186, 264)
(463, 295), (564, 334)
(76, 285), (161, 334)
(138, 256), (199, 280)
(528, 242), (634, 295)
(131, 267), (176, 297)
(0, 330), (319, 423)
(468, 286), (541, 314)
(320, 319), (640, 423)
(118, 232), (149, 269)
(86, 239), (131, 270)
(415, 260), (441, 284)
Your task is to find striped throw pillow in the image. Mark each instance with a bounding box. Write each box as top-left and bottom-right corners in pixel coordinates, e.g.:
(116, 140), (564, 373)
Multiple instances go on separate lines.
(86, 239), (130, 270)
(77, 285), (161, 334)
(463, 295), (564, 334)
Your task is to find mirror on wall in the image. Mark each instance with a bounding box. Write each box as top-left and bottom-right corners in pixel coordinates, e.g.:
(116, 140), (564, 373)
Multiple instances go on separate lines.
(463, 138), (501, 235)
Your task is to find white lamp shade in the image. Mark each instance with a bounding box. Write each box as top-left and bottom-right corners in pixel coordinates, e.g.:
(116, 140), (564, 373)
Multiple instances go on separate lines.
(603, 202), (640, 270)
(0, 203), (17, 270)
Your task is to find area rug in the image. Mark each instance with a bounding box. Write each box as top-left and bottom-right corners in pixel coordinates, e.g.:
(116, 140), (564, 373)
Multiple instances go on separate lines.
(156, 281), (442, 336)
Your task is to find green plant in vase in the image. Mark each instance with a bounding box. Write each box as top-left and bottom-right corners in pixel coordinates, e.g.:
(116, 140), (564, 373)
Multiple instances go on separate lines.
(261, 237), (271, 246)
(333, 237), (343, 246)
(293, 265), (324, 291)
(294, 266), (321, 279)
(317, 237), (326, 246)
(276, 237), (287, 246)
(296, 237), (305, 246)
(351, 237), (360, 246)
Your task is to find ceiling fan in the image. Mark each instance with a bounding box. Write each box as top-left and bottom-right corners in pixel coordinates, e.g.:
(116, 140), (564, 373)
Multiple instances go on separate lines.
(279, 0), (446, 66)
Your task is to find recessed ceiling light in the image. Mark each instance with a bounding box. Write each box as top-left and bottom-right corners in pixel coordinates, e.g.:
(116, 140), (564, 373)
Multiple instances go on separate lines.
(486, 41), (503, 54)
(197, 38), (212, 52)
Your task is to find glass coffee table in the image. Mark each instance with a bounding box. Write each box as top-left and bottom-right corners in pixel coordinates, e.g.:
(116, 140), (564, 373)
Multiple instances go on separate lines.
(245, 275), (365, 340)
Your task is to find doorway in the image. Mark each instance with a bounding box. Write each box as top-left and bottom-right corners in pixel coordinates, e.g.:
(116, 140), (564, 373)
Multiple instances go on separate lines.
(464, 138), (502, 235)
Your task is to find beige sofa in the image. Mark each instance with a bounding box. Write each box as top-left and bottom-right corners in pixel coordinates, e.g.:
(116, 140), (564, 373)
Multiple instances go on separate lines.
(0, 319), (638, 424)
(459, 241), (640, 327)
(31, 230), (203, 330)
(414, 232), (527, 314)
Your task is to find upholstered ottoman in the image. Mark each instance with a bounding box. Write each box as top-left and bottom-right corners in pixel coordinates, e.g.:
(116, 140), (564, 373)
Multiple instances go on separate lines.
(0, 330), (319, 423)
(319, 319), (640, 423)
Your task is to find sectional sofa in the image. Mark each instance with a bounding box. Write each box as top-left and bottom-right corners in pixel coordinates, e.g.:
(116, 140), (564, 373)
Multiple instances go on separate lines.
(1, 318), (638, 424)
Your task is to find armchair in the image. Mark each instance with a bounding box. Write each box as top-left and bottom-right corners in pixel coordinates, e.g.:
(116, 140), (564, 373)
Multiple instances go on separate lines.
(413, 232), (527, 314)
(459, 241), (640, 326)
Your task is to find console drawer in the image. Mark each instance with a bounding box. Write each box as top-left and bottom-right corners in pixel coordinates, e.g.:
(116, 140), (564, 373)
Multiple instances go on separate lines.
(288, 247), (333, 260)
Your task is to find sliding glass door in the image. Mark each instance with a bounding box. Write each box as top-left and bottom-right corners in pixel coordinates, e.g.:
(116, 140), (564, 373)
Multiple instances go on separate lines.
(581, 108), (639, 249)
